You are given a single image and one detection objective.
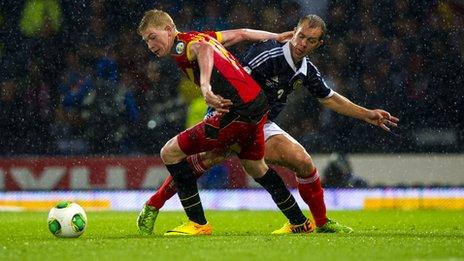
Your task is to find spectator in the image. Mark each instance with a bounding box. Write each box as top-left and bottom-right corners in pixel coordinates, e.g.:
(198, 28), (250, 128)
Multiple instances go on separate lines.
(322, 153), (369, 188)
(19, 0), (62, 38)
(20, 60), (53, 154)
(0, 79), (27, 154)
(0, 0), (461, 155)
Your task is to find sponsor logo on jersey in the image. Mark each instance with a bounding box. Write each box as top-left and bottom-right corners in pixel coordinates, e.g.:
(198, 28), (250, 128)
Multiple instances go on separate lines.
(175, 42), (185, 54)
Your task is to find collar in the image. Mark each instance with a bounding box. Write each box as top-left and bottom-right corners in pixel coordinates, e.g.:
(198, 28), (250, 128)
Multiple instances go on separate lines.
(283, 42), (307, 76)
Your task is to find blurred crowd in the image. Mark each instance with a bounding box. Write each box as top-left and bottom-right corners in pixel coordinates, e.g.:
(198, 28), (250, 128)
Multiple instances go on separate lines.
(1, 0), (463, 156)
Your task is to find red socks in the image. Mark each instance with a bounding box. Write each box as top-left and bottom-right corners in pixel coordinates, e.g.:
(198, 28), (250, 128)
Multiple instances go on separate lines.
(146, 175), (177, 209)
(296, 168), (328, 227)
(146, 154), (207, 209)
(147, 155), (328, 228)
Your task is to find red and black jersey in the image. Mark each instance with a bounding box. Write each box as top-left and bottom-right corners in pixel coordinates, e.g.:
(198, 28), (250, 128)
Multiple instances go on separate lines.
(170, 31), (268, 122)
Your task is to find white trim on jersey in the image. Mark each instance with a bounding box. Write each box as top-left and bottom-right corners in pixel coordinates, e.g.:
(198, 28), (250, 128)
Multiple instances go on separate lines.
(248, 46), (282, 65)
(248, 47), (283, 69)
(325, 89), (335, 98)
(252, 51), (284, 69)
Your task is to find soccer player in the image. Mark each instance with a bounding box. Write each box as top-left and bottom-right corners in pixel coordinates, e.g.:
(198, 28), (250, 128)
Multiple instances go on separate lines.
(137, 9), (314, 236)
(138, 14), (400, 234)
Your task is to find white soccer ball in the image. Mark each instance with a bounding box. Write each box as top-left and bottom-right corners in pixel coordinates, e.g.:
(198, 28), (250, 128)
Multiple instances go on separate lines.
(48, 201), (87, 238)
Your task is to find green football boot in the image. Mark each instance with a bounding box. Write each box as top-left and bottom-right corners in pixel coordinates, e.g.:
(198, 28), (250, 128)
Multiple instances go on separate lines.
(137, 204), (159, 235)
(315, 218), (353, 233)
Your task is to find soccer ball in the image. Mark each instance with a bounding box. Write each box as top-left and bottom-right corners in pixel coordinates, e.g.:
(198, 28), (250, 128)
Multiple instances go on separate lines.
(48, 201), (87, 238)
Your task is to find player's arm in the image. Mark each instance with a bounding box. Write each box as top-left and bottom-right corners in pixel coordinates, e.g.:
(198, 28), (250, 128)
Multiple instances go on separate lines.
(189, 41), (233, 113)
(319, 92), (399, 132)
(219, 29), (292, 47)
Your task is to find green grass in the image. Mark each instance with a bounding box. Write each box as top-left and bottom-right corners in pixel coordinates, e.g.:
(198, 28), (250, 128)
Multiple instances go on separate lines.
(0, 210), (463, 260)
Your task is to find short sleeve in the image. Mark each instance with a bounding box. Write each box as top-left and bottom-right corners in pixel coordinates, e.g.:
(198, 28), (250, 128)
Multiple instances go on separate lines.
(305, 62), (333, 99)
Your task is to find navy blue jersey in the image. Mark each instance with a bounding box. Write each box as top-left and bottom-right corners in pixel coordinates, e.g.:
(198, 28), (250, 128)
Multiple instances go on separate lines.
(241, 40), (333, 120)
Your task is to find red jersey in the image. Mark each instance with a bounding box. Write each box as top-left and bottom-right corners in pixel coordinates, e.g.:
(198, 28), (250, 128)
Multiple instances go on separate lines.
(171, 32), (269, 160)
(170, 31), (265, 109)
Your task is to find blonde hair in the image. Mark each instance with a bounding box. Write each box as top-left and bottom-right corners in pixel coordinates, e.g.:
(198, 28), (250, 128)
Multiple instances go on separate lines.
(297, 14), (326, 39)
(138, 9), (176, 35)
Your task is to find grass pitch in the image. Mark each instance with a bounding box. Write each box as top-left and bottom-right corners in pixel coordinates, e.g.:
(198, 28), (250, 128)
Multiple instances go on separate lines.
(0, 210), (463, 260)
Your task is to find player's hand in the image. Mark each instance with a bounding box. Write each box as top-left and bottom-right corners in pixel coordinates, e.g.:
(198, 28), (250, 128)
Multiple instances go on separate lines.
(203, 89), (233, 114)
(365, 109), (399, 132)
(276, 31), (293, 42)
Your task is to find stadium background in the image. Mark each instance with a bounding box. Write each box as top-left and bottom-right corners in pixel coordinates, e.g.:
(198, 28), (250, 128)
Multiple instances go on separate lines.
(0, 0), (463, 211)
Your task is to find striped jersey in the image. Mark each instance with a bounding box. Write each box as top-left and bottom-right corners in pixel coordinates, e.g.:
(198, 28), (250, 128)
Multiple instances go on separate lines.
(241, 40), (334, 120)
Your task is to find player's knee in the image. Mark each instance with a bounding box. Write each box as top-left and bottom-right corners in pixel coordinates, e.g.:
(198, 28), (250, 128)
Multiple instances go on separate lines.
(292, 153), (315, 177)
(211, 154), (226, 166)
(160, 137), (181, 163)
(160, 140), (178, 162)
(160, 144), (171, 162)
(241, 159), (268, 178)
(196, 152), (222, 169)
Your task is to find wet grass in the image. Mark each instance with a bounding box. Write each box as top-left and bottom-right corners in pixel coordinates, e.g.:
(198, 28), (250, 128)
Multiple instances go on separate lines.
(0, 210), (463, 260)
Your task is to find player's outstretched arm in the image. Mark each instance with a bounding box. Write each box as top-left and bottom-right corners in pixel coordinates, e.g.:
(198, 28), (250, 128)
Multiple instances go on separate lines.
(189, 41), (233, 113)
(220, 29), (292, 47)
(320, 92), (399, 132)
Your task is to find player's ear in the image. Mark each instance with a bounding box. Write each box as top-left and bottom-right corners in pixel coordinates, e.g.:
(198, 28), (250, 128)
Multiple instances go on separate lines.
(319, 39), (324, 47)
(165, 25), (172, 33)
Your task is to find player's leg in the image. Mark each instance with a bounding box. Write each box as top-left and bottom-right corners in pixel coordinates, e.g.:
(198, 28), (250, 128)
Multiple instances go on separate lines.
(240, 158), (313, 234)
(264, 133), (325, 223)
(238, 116), (313, 234)
(139, 153), (226, 235)
(137, 148), (186, 235)
(139, 152), (224, 235)
(145, 152), (224, 211)
(138, 112), (228, 235)
(265, 131), (352, 233)
(160, 135), (212, 235)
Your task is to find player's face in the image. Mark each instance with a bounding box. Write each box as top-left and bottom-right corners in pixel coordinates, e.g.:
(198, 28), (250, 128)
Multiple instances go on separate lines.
(141, 26), (173, 57)
(290, 24), (324, 61)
